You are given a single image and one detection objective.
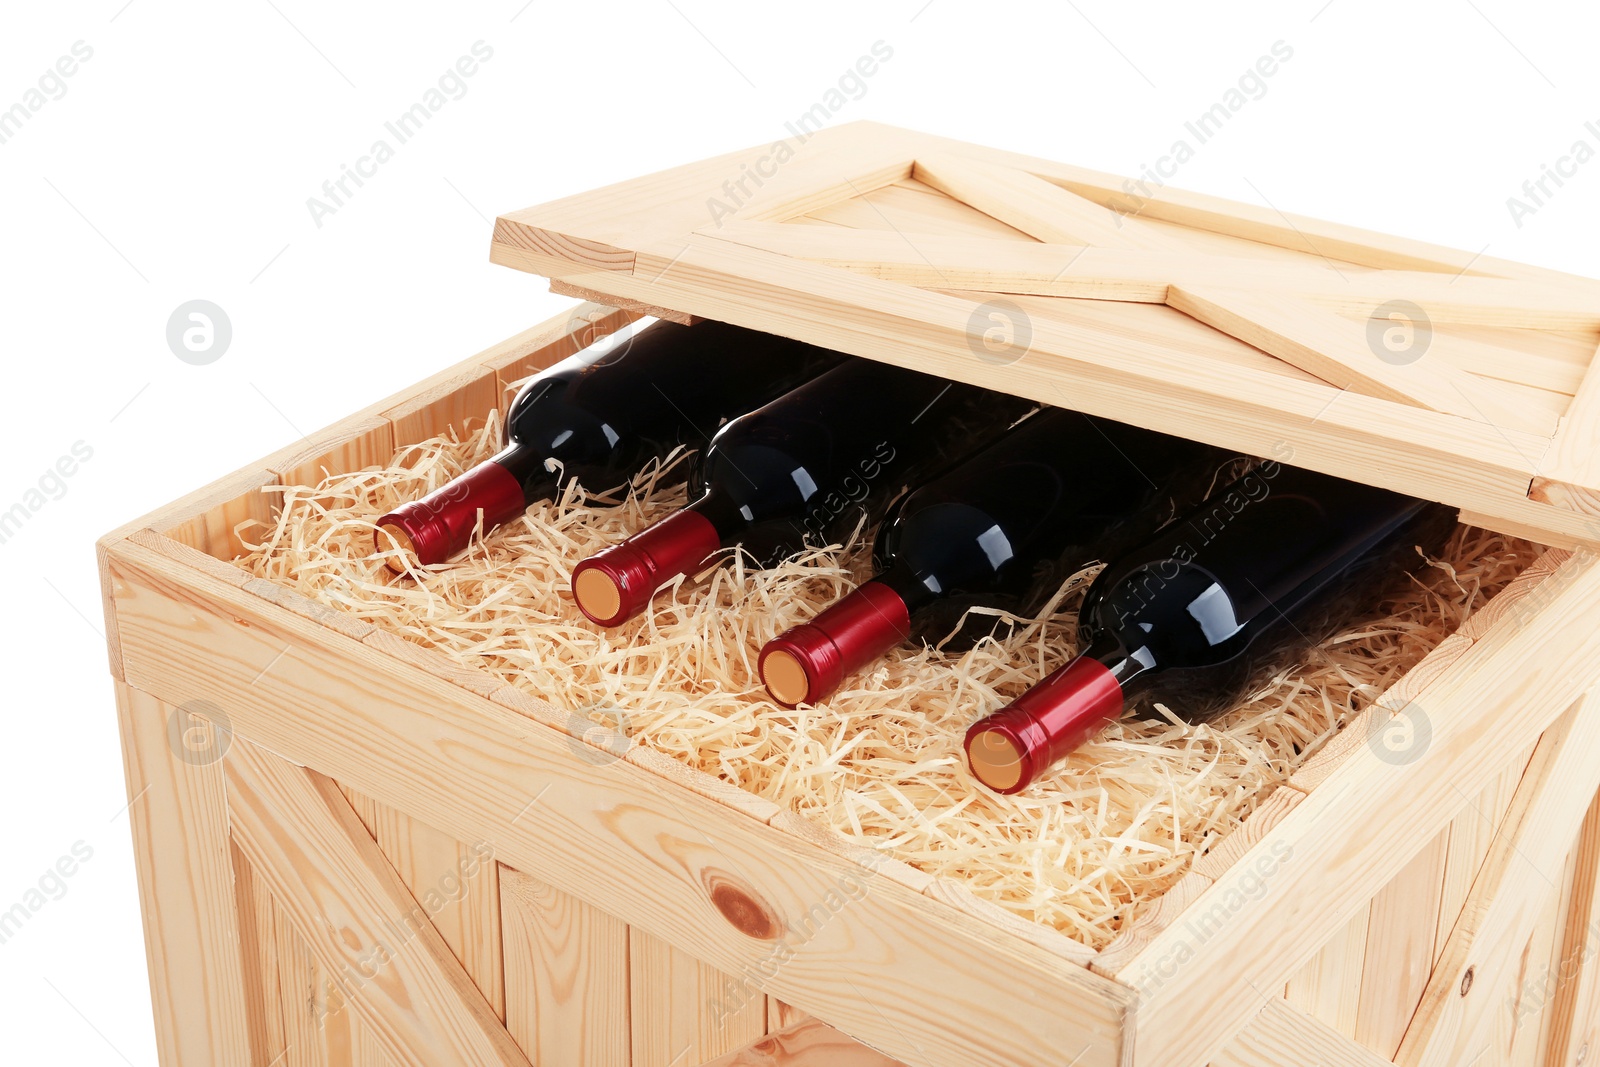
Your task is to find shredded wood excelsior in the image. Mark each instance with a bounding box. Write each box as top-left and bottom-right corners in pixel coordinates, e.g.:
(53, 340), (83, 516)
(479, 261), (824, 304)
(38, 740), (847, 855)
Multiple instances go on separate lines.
(236, 411), (1541, 950)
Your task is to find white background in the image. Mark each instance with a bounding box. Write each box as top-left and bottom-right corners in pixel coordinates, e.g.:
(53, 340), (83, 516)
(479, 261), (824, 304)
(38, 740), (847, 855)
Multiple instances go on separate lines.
(2, 1), (1597, 1060)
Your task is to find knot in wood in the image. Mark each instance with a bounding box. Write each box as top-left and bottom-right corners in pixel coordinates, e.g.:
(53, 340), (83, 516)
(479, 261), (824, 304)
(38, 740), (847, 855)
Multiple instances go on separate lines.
(704, 869), (781, 941)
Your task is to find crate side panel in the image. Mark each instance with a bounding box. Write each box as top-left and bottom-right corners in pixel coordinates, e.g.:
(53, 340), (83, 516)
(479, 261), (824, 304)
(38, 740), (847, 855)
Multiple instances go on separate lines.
(107, 540), (1133, 1067)
(342, 792), (505, 1017)
(499, 865), (630, 1067)
(1542, 785), (1600, 1066)
(1352, 830), (1448, 1057)
(222, 737), (528, 1067)
(698, 1017), (911, 1066)
(114, 682), (254, 1067)
(629, 926), (766, 1067)
(1283, 903), (1369, 1039)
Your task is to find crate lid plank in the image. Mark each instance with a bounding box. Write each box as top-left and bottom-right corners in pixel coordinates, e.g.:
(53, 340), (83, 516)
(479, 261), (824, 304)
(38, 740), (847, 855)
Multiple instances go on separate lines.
(491, 121), (1600, 548)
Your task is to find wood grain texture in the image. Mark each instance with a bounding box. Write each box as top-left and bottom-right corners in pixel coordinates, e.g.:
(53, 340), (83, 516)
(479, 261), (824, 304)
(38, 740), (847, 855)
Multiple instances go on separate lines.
(1540, 786), (1600, 1067)
(698, 1017), (907, 1067)
(114, 682), (253, 1067)
(223, 735), (528, 1067)
(268, 416), (395, 494)
(107, 538), (1134, 1067)
(1167, 286), (1558, 435)
(1531, 340), (1600, 514)
(913, 152), (1189, 251)
(231, 842), (283, 1067)
(548, 277), (699, 324)
(1434, 745), (1536, 969)
(629, 927), (766, 1067)
(1210, 998), (1396, 1067)
(355, 799), (505, 1017)
(1352, 831), (1449, 1057)
(499, 865), (630, 1067)
(1394, 693), (1600, 1067)
(1283, 904), (1370, 1039)
(765, 999), (809, 1034)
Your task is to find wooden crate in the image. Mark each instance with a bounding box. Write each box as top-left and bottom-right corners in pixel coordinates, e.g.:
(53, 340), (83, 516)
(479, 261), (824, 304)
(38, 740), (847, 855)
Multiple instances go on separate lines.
(100, 122), (1600, 1067)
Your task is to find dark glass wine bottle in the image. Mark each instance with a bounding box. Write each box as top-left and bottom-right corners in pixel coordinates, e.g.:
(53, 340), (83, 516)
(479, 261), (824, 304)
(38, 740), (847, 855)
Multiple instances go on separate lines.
(757, 407), (1228, 707)
(965, 463), (1456, 793)
(373, 319), (842, 571)
(569, 359), (1032, 627)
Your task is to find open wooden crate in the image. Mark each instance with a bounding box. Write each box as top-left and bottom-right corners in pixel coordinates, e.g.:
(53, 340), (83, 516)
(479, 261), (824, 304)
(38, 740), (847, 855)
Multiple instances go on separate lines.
(101, 123), (1600, 1067)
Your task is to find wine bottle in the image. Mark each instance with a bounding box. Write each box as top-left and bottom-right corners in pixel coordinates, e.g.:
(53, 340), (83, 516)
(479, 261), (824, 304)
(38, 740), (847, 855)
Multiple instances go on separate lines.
(757, 407), (1227, 707)
(570, 359), (1031, 627)
(373, 319), (842, 571)
(965, 463), (1456, 794)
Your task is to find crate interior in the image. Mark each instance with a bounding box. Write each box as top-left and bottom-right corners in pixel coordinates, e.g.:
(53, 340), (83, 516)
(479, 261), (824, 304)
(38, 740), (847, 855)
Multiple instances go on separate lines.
(145, 311), (1554, 958)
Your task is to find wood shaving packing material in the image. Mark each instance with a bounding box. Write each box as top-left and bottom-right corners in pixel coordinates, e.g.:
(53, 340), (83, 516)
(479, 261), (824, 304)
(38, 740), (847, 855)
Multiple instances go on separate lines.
(236, 411), (1540, 950)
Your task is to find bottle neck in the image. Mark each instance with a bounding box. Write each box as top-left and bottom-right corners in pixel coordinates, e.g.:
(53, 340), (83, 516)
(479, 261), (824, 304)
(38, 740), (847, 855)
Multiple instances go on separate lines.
(491, 442), (562, 504)
(570, 504), (724, 626)
(964, 636), (1136, 794)
(873, 557), (943, 616)
(373, 456), (531, 572)
(759, 578), (913, 707)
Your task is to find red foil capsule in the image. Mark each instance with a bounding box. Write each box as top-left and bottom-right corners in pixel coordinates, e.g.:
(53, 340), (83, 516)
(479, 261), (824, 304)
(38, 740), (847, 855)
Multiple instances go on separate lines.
(964, 655), (1126, 793)
(571, 509), (723, 627)
(759, 581), (913, 707)
(374, 460), (528, 573)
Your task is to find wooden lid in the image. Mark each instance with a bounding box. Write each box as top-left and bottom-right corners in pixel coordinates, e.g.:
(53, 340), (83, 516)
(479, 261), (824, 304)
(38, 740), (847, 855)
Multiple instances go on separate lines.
(492, 122), (1600, 549)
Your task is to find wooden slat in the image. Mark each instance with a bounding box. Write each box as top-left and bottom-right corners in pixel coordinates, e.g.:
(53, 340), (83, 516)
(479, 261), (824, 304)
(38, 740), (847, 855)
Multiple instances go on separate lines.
(704, 221), (1600, 331)
(697, 1017), (907, 1067)
(354, 800), (504, 1016)
(1211, 998), (1398, 1067)
(232, 842), (287, 1067)
(269, 416), (395, 492)
(499, 865), (630, 1067)
(1395, 692), (1600, 1067)
(1352, 831), (1449, 1057)
(1283, 904), (1370, 1038)
(1532, 340), (1600, 513)
(1541, 786), (1600, 1067)
(547, 278), (697, 324)
(629, 927), (765, 1067)
(808, 181), (1035, 239)
(1523, 845), (1582, 1065)
(1114, 549), (1600, 1067)
(115, 682), (253, 1067)
(1167, 286), (1559, 435)
(912, 152), (1190, 252)
(106, 538), (1134, 1067)
(1435, 746), (1537, 968)
(223, 736), (530, 1067)
(766, 1000), (809, 1034)
(273, 897), (331, 1067)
